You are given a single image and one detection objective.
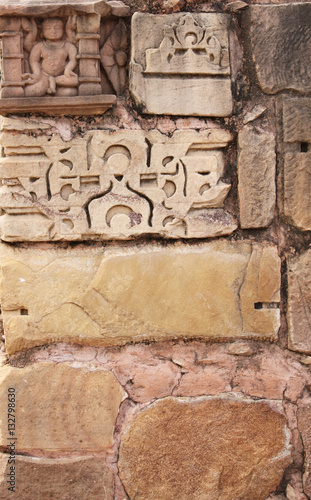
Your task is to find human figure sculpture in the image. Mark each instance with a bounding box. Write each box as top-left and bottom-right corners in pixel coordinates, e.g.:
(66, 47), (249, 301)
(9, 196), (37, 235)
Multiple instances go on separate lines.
(22, 17), (78, 97)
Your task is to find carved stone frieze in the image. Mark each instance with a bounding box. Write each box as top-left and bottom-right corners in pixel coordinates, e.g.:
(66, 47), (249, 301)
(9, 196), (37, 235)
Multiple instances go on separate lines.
(0, 0), (129, 115)
(0, 128), (237, 241)
(277, 96), (311, 231)
(130, 13), (233, 116)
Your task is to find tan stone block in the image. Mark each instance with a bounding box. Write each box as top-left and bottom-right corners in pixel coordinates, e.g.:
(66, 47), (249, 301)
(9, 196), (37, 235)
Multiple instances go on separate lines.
(0, 363), (126, 452)
(119, 396), (292, 500)
(0, 241), (281, 354)
(287, 249), (311, 354)
(0, 129), (236, 241)
(277, 97), (311, 231)
(0, 454), (114, 500)
(298, 405), (311, 497)
(249, 4), (311, 94)
(130, 13), (233, 116)
(238, 124), (276, 228)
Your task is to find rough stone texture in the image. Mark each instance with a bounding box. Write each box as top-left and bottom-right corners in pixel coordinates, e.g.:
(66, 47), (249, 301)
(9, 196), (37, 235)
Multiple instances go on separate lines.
(130, 13), (233, 116)
(119, 397), (291, 500)
(238, 124), (276, 228)
(287, 249), (311, 354)
(298, 405), (311, 498)
(0, 129), (236, 241)
(0, 241), (281, 354)
(0, 454), (114, 500)
(0, 363), (125, 452)
(277, 96), (311, 231)
(249, 4), (311, 93)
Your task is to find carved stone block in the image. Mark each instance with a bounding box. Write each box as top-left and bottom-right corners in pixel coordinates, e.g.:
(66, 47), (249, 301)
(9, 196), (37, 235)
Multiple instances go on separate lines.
(238, 124), (276, 228)
(249, 3), (311, 94)
(130, 13), (233, 116)
(277, 96), (311, 231)
(0, 129), (237, 241)
(287, 249), (311, 355)
(0, 0), (129, 115)
(0, 241), (281, 354)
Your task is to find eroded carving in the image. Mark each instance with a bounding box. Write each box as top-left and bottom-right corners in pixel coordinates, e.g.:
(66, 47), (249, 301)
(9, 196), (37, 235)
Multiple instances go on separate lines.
(0, 0), (129, 115)
(130, 13), (233, 116)
(22, 17), (79, 97)
(0, 129), (237, 241)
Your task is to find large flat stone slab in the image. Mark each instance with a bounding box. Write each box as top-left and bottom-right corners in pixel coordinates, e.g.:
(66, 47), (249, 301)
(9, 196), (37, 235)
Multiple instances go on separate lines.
(0, 363), (126, 452)
(0, 454), (114, 499)
(0, 129), (236, 241)
(0, 241), (281, 354)
(130, 13), (233, 116)
(287, 249), (311, 354)
(249, 4), (311, 93)
(238, 124), (276, 228)
(277, 96), (311, 231)
(119, 396), (291, 500)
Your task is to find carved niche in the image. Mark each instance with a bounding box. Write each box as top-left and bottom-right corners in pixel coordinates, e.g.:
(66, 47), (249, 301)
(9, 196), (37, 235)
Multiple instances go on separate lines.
(0, 129), (237, 241)
(130, 13), (233, 116)
(0, 0), (129, 115)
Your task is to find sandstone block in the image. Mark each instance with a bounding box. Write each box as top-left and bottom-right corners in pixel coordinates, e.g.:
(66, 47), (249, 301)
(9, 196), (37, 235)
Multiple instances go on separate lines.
(0, 241), (281, 354)
(130, 13), (233, 116)
(0, 363), (125, 452)
(277, 97), (311, 231)
(238, 124), (276, 228)
(0, 129), (236, 241)
(119, 396), (291, 500)
(249, 4), (311, 93)
(287, 249), (311, 354)
(298, 405), (311, 497)
(0, 454), (114, 500)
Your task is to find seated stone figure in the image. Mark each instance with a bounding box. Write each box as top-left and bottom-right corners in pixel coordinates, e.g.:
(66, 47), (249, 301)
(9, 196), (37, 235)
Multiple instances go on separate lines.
(22, 17), (78, 97)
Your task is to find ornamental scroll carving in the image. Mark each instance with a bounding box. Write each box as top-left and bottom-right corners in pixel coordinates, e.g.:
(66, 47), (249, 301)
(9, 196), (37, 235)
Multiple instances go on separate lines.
(0, 0), (129, 115)
(0, 129), (237, 241)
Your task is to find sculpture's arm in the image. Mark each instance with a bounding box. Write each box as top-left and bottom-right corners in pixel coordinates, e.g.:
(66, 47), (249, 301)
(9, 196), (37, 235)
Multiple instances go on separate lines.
(64, 43), (78, 77)
(22, 18), (38, 53)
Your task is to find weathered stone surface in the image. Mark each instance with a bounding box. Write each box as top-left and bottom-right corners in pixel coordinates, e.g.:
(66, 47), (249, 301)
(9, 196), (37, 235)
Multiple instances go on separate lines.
(0, 241), (281, 354)
(298, 405), (311, 497)
(0, 363), (125, 451)
(119, 397), (291, 500)
(0, 454), (114, 500)
(238, 124), (276, 228)
(249, 4), (311, 93)
(287, 249), (311, 354)
(130, 13), (233, 116)
(0, 129), (236, 241)
(277, 96), (311, 231)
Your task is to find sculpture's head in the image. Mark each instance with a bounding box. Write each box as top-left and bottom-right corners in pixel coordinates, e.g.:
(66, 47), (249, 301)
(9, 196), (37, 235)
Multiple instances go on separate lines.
(42, 18), (64, 41)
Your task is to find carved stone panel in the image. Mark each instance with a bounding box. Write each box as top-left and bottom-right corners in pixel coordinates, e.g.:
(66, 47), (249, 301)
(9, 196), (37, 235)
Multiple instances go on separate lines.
(0, 0), (129, 115)
(0, 129), (237, 241)
(0, 241), (281, 354)
(277, 96), (311, 231)
(130, 13), (233, 116)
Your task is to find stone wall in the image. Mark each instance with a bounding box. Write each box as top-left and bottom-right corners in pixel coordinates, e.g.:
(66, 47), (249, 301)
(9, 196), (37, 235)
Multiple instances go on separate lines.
(0, 0), (310, 499)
